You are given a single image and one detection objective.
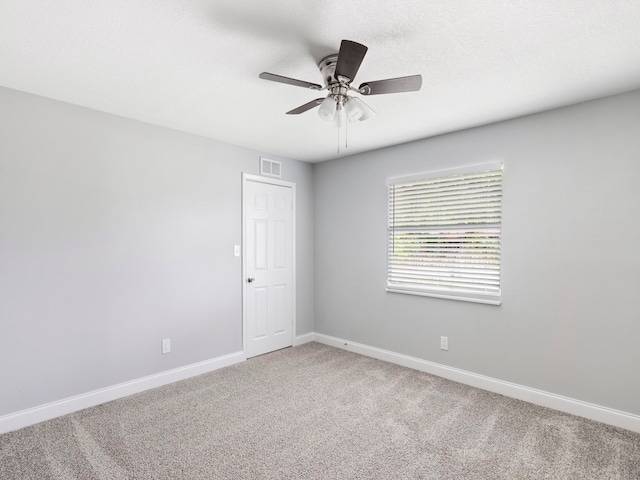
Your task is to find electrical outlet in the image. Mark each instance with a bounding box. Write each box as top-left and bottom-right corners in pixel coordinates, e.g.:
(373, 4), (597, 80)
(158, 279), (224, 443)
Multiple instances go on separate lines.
(162, 338), (171, 354)
(440, 336), (449, 351)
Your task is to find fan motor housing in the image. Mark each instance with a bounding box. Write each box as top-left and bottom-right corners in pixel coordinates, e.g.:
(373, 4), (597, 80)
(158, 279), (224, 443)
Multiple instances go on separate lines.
(318, 54), (339, 87)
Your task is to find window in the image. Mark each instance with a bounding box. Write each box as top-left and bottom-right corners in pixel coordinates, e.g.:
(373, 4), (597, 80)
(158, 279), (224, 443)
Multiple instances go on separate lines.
(387, 162), (503, 305)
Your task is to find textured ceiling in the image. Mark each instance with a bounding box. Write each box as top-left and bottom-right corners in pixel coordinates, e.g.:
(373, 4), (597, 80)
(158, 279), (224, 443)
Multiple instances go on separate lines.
(2, 1), (640, 162)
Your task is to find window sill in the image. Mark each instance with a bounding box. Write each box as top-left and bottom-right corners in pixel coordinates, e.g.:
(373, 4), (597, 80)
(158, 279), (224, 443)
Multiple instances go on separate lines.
(386, 287), (501, 306)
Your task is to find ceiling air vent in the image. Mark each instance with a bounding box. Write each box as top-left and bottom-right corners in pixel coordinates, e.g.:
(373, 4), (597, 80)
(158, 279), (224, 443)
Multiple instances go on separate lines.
(260, 157), (282, 178)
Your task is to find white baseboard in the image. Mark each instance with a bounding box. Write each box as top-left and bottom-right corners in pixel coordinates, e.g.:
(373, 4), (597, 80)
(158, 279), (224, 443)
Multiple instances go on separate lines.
(294, 332), (314, 346)
(0, 351), (245, 434)
(312, 333), (640, 434)
(5, 337), (639, 435)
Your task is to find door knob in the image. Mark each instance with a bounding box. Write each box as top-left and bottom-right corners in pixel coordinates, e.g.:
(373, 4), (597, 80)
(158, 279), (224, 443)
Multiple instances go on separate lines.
(247, 277), (255, 283)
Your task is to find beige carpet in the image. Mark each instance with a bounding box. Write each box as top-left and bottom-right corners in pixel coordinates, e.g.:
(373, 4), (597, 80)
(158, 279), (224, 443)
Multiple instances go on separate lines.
(1, 342), (639, 479)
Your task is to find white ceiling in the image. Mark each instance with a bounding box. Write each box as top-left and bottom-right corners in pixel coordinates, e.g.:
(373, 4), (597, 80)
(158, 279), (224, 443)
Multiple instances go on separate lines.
(2, 1), (640, 163)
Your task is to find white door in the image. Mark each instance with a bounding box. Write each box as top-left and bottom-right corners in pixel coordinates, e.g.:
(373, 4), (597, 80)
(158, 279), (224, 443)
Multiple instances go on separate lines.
(243, 175), (295, 358)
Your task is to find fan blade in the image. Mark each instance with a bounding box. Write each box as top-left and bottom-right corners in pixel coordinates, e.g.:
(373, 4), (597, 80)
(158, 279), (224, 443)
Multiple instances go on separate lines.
(286, 98), (324, 115)
(259, 72), (322, 90)
(359, 75), (422, 95)
(335, 40), (368, 82)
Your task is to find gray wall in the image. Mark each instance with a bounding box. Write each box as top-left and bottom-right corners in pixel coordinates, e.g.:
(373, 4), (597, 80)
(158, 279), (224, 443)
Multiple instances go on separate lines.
(0, 87), (314, 416)
(314, 89), (640, 416)
(3, 83), (639, 420)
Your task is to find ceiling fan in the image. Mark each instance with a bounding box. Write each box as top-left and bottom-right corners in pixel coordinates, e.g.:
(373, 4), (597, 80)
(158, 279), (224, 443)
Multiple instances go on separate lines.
(259, 40), (422, 127)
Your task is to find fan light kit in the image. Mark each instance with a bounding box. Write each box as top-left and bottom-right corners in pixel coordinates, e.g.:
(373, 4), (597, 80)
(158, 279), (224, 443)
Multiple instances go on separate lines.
(259, 40), (422, 151)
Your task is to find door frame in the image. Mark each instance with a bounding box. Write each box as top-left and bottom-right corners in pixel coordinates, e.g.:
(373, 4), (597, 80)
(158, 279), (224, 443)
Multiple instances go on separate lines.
(241, 173), (296, 357)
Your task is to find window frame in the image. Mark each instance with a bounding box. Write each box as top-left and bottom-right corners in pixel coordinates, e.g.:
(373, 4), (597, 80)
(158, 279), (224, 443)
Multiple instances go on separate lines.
(386, 162), (503, 305)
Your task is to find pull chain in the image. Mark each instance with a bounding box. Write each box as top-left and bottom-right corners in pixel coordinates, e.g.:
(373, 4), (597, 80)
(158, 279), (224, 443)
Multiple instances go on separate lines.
(336, 119), (349, 155)
(345, 118), (348, 149)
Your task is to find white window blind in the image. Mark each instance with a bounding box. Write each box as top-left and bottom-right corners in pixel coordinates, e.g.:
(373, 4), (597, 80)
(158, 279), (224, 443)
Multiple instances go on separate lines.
(387, 162), (503, 305)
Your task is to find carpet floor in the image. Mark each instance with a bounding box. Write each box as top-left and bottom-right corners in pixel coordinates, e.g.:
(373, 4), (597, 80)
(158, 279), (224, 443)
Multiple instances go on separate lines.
(1, 342), (639, 479)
